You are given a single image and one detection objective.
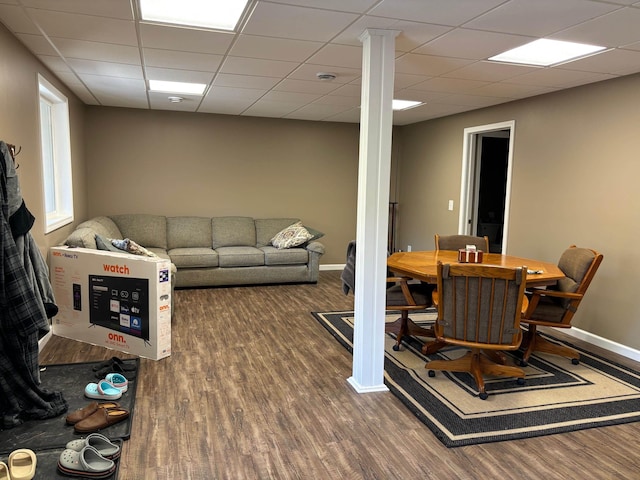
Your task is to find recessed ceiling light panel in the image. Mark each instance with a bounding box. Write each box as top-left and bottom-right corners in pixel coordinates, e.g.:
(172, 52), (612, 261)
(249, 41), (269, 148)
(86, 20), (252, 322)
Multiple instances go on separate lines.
(149, 80), (206, 95)
(393, 99), (423, 111)
(140, 0), (249, 31)
(489, 39), (606, 67)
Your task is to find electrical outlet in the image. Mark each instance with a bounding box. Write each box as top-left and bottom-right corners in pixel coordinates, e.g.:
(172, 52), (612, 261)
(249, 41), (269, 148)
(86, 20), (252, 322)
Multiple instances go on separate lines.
(448, 200), (454, 211)
(407, 245), (412, 252)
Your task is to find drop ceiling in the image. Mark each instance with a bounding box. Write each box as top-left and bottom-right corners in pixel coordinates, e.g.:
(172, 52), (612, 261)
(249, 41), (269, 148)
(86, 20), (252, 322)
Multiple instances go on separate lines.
(1, 0), (640, 125)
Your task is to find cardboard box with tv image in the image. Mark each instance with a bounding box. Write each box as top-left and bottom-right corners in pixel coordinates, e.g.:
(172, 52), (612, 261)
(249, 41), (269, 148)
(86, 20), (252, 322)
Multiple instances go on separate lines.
(50, 246), (172, 360)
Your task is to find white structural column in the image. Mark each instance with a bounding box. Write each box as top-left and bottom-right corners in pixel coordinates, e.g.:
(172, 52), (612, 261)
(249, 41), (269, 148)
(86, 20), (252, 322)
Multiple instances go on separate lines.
(348, 28), (399, 393)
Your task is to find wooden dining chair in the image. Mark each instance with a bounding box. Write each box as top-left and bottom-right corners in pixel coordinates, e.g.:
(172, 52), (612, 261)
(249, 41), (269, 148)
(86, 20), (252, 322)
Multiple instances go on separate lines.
(341, 241), (434, 351)
(425, 262), (528, 399)
(434, 234), (490, 253)
(520, 245), (603, 366)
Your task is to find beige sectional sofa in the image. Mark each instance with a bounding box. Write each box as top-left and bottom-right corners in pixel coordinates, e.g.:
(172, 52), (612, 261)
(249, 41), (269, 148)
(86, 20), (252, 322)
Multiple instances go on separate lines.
(63, 214), (325, 288)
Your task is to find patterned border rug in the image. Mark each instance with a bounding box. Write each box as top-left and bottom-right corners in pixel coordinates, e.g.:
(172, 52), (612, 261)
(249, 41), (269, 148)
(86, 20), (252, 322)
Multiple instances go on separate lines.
(312, 310), (640, 447)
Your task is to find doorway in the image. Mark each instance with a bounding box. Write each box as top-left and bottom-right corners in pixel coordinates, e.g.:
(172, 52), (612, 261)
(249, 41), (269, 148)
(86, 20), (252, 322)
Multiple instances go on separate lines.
(458, 121), (515, 254)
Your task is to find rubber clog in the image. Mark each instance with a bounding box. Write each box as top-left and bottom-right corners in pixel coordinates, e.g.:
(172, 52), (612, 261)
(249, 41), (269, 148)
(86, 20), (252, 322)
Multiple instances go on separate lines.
(8, 449), (36, 480)
(74, 407), (130, 434)
(66, 401), (121, 425)
(0, 461), (10, 480)
(84, 380), (122, 400)
(57, 446), (115, 479)
(104, 373), (128, 393)
(66, 433), (120, 460)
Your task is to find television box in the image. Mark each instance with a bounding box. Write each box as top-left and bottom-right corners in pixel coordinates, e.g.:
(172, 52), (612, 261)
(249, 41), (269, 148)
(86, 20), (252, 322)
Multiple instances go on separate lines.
(49, 246), (172, 360)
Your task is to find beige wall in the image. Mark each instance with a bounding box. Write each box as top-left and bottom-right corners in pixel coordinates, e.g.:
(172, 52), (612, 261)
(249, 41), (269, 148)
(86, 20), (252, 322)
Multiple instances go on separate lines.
(0, 22), (86, 252)
(397, 73), (640, 349)
(84, 107), (360, 264)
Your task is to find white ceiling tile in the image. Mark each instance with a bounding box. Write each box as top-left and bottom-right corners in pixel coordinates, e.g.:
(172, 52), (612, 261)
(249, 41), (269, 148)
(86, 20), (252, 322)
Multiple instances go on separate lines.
(332, 16), (452, 51)
(324, 107), (361, 123)
(37, 55), (72, 73)
(230, 35), (323, 62)
(408, 77), (491, 94)
(20, 0), (133, 20)
(67, 58), (143, 79)
(551, 7), (640, 48)
(261, 90), (322, 104)
(394, 73), (431, 89)
(306, 44), (363, 69)
(287, 64), (360, 84)
(465, 0), (620, 37)
(139, 23), (234, 55)
(0, 4), (40, 34)
(16, 33), (57, 55)
(330, 84), (362, 97)
(284, 103), (354, 121)
(148, 92), (200, 112)
(145, 67), (214, 84)
(220, 56), (300, 77)
(213, 73), (280, 90)
(264, 0), (379, 14)
(27, 9), (138, 45)
(395, 53), (474, 76)
(392, 89), (450, 103)
(242, 99), (303, 117)
(560, 48), (640, 76)
(200, 86), (266, 114)
(242, 2), (359, 42)
(54, 38), (140, 64)
(369, 0), (507, 26)
(474, 82), (559, 98)
(144, 48), (222, 72)
(506, 68), (615, 88)
(415, 28), (533, 60)
(443, 61), (537, 82)
(274, 78), (340, 95)
(312, 95), (361, 107)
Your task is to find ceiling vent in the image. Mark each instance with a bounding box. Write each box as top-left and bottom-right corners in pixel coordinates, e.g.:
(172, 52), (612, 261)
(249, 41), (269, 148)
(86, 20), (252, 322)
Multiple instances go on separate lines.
(316, 72), (337, 81)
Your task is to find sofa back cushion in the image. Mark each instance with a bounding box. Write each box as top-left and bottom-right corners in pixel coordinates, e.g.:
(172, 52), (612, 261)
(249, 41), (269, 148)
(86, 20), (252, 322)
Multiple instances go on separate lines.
(167, 216), (212, 249)
(255, 218), (300, 247)
(110, 214), (167, 249)
(65, 216), (122, 249)
(211, 216), (256, 248)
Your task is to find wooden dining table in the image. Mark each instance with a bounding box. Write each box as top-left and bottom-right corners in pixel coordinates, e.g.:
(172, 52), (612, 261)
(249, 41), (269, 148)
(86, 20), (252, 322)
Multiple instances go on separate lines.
(387, 250), (564, 287)
(387, 250), (565, 355)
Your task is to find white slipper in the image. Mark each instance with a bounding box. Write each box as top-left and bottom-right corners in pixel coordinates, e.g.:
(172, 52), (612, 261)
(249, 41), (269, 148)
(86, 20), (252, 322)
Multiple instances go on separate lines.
(66, 433), (121, 460)
(84, 380), (122, 400)
(58, 446), (115, 479)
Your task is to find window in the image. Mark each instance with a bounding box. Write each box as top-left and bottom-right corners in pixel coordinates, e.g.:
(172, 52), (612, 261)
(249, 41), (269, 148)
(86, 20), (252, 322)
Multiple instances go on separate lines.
(38, 75), (73, 232)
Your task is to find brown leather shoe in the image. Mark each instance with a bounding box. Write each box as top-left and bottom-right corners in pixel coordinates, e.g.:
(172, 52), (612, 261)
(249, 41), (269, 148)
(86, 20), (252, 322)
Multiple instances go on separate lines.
(74, 407), (130, 433)
(66, 401), (121, 425)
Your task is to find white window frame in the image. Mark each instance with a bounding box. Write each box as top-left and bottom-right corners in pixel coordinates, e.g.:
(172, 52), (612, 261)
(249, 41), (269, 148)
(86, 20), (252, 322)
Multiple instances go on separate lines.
(38, 74), (74, 233)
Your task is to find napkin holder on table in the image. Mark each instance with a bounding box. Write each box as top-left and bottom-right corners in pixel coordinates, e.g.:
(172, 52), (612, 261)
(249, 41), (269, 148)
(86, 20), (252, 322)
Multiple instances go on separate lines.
(458, 245), (483, 263)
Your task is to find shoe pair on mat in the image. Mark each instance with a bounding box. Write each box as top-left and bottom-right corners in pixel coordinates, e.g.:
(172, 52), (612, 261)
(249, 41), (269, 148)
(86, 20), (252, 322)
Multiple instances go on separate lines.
(66, 401), (130, 434)
(93, 357), (137, 380)
(0, 449), (37, 480)
(58, 434), (119, 479)
(85, 373), (129, 400)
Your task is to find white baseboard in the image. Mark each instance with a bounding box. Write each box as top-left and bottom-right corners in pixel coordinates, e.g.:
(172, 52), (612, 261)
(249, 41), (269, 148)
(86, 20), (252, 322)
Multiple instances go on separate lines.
(562, 327), (640, 362)
(38, 330), (52, 351)
(320, 264), (345, 271)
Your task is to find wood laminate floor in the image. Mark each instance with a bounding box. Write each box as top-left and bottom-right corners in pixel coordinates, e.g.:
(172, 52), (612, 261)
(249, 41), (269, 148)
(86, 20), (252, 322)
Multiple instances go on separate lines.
(40, 271), (640, 479)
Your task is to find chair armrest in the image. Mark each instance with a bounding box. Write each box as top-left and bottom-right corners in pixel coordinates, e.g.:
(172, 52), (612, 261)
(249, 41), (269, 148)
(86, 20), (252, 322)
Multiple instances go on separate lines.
(305, 241), (325, 255)
(529, 289), (583, 300)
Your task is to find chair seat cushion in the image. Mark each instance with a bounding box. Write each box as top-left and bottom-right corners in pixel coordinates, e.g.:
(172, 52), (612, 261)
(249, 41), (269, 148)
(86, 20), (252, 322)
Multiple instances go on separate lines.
(386, 283), (433, 307)
(527, 295), (566, 323)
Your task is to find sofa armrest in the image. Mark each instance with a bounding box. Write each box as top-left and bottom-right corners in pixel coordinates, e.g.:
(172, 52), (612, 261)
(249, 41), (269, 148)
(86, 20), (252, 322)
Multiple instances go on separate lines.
(305, 241), (325, 255)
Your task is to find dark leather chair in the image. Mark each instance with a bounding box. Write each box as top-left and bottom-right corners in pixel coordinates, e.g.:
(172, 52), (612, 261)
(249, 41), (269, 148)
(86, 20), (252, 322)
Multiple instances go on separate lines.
(520, 245), (603, 365)
(341, 241), (434, 351)
(426, 262), (528, 399)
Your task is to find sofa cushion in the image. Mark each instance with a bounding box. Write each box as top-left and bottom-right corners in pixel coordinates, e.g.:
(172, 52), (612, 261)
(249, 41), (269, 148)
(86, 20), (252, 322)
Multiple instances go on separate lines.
(167, 216), (212, 249)
(110, 214), (167, 249)
(271, 221), (313, 249)
(216, 246), (264, 267)
(255, 218), (299, 247)
(169, 248), (219, 268)
(211, 217), (256, 249)
(261, 246), (308, 266)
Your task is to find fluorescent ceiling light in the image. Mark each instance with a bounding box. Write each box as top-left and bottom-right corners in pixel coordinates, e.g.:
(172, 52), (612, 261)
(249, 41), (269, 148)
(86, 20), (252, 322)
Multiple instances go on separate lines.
(149, 80), (207, 95)
(489, 39), (606, 67)
(140, 0), (249, 31)
(393, 99), (423, 111)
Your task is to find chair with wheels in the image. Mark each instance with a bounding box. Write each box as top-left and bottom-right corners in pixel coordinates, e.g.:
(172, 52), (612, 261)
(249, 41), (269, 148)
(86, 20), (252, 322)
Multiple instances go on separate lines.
(520, 245), (603, 366)
(341, 241), (434, 351)
(434, 234), (490, 253)
(425, 262), (528, 399)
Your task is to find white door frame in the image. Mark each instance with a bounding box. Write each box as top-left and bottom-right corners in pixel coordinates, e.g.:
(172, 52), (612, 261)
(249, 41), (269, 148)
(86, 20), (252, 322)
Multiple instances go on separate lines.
(458, 120), (516, 253)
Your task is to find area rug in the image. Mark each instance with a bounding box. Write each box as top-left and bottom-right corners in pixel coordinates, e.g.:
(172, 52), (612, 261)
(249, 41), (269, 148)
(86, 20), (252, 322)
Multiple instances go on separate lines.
(312, 310), (640, 447)
(0, 359), (138, 479)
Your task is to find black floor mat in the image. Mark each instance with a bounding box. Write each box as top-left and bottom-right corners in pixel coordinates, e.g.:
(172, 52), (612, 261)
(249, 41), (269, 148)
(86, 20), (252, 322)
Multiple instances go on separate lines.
(0, 359), (139, 457)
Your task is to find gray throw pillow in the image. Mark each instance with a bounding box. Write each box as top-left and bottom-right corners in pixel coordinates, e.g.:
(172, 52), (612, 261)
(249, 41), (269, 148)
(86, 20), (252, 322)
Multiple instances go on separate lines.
(95, 234), (122, 252)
